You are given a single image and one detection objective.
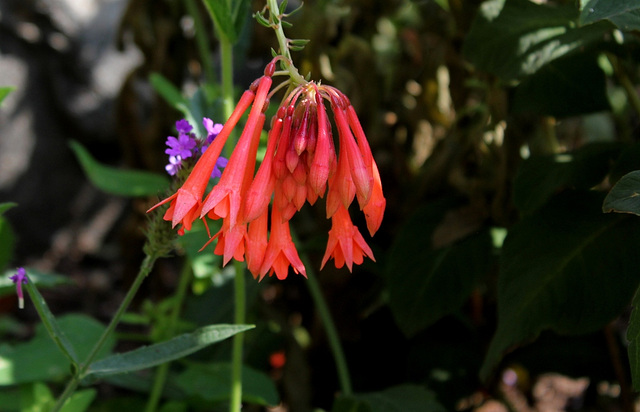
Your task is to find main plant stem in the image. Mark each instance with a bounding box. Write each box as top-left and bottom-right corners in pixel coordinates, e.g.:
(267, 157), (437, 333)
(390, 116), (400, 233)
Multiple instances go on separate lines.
(229, 260), (247, 411)
(52, 254), (158, 412)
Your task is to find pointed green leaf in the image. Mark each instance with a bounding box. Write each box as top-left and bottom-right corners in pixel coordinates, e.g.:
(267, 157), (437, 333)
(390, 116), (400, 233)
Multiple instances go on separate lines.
(202, 0), (237, 42)
(175, 362), (279, 406)
(603, 170), (640, 215)
(480, 191), (640, 380)
(580, 0), (640, 31)
(85, 324), (254, 378)
(24, 274), (80, 364)
(232, 0), (252, 38)
(385, 199), (492, 337)
(333, 385), (446, 412)
(0, 87), (14, 106)
(69, 140), (169, 197)
(463, 0), (612, 82)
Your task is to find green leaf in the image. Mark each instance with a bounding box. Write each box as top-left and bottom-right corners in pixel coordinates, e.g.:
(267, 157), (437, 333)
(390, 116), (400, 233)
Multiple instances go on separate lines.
(0, 314), (114, 385)
(85, 324), (254, 378)
(24, 275), (80, 365)
(0, 202), (17, 216)
(232, 0), (252, 39)
(0, 87), (14, 106)
(20, 382), (54, 412)
(580, 0), (640, 31)
(603, 170), (640, 215)
(148, 73), (201, 134)
(175, 362), (279, 406)
(513, 142), (622, 214)
(512, 52), (610, 118)
(627, 287), (640, 391)
(69, 140), (169, 197)
(480, 191), (640, 380)
(333, 384), (446, 412)
(385, 200), (492, 337)
(60, 389), (97, 412)
(202, 0), (237, 42)
(463, 0), (612, 82)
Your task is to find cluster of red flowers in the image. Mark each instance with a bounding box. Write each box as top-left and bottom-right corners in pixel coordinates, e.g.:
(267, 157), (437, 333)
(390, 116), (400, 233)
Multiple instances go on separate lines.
(149, 60), (385, 280)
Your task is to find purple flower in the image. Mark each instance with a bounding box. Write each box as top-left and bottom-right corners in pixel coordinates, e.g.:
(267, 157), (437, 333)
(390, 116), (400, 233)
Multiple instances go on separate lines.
(9, 267), (28, 309)
(175, 119), (193, 135)
(165, 155), (183, 176)
(203, 118), (223, 142)
(202, 118), (227, 178)
(165, 133), (197, 159)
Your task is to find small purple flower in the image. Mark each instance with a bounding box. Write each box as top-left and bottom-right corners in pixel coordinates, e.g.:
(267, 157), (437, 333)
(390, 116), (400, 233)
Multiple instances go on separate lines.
(175, 119), (193, 135)
(9, 267), (28, 309)
(203, 117), (223, 142)
(202, 118), (227, 178)
(165, 133), (197, 159)
(165, 155), (183, 176)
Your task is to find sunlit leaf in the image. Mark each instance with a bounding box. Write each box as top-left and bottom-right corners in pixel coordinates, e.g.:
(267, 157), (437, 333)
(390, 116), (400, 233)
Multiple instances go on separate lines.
(0, 87), (14, 106)
(480, 191), (640, 380)
(69, 140), (169, 197)
(513, 142), (622, 214)
(512, 52), (610, 117)
(463, 0), (612, 81)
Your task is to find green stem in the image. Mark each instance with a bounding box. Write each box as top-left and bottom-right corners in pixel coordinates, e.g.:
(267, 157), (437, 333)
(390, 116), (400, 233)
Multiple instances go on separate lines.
(229, 260), (247, 412)
(52, 254), (159, 412)
(184, 0), (216, 87)
(303, 259), (353, 396)
(144, 263), (193, 412)
(267, 0), (306, 85)
(220, 39), (235, 157)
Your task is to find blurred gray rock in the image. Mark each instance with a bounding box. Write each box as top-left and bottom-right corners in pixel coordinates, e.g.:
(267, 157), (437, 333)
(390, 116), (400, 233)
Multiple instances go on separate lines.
(0, 0), (141, 261)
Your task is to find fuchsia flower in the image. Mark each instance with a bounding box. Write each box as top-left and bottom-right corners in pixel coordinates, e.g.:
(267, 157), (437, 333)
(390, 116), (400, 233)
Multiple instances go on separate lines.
(149, 59), (385, 279)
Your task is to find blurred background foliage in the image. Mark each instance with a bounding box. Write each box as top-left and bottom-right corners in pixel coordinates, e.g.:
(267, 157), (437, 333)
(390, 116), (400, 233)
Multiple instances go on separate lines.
(2, 0), (640, 410)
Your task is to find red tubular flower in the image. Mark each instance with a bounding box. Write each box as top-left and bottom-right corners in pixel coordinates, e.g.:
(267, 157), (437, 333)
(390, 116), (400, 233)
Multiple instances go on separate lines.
(258, 205), (306, 280)
(321, 204), (375, 272)
(149, 58), (385, 279)
(147, 87), (257, 232)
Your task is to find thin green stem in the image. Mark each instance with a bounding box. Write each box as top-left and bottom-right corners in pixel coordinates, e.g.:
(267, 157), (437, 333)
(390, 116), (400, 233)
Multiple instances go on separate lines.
(145, 262), (193, 412)
(220, 39), (235, 157)
(229, 260), (247, 412)
(303, 258), (353, 396)
(52, 254), (159, 412)
(184, 0), (216, 87)
(267, 0), (306, 85)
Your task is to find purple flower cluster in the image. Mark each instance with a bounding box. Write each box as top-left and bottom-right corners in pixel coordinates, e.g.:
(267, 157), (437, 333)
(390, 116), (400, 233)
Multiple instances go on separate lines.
(164, 118), (227, 178)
